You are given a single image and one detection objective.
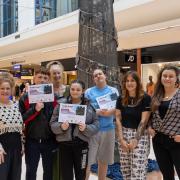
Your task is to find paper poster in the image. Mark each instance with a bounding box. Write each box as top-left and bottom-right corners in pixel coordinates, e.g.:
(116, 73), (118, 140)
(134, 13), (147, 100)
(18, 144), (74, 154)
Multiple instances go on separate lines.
(96, 92), (118, 110)
(58, 103), (87, 124)
(28, 84), (54, 104)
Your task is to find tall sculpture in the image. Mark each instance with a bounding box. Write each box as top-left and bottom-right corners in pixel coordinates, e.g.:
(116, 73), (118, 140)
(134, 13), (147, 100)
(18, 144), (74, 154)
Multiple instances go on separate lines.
(76, 0), (120, 88)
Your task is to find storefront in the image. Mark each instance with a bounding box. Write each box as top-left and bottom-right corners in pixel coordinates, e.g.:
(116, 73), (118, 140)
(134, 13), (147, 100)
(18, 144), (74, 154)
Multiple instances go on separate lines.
(141, 43), (180, 89)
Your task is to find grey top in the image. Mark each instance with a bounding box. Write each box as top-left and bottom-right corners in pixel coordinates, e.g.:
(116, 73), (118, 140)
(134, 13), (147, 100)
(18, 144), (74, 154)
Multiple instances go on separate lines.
(50, 103), (99, 143)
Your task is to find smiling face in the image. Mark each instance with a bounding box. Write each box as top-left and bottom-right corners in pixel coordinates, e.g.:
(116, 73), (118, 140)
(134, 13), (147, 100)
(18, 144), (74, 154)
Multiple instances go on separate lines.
(34, 73), (49, 85)
(49, 65), (63, 83)
(0, 82), (12, 101)
(125, 75), (137, 94)
(70, 83), (83, 100)
(161, 69), (177, 88)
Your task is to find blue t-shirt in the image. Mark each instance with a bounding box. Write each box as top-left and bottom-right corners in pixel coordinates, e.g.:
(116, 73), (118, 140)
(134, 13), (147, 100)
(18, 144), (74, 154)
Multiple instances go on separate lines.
(85, 85), (119, 131)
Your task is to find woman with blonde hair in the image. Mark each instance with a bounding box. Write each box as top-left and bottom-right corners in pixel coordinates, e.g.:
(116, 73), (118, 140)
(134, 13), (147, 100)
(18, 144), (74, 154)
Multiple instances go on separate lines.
(46, 61), (69, 100)
(0, 72), (23, 180)
(149, 65), (180, 180)
(116, 71), (151, 180)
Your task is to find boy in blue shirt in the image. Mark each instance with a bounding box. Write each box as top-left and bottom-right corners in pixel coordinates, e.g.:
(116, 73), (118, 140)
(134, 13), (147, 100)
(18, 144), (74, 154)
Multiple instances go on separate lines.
(85, 69), (119, 180)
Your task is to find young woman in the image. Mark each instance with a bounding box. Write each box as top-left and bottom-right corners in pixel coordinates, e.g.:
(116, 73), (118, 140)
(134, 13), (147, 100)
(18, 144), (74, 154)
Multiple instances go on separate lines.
(50, 80), (99, 180)
(46, 61), (69, 100)
(0, 72), (23, 180)
(116, 71), (151, 180)
(149, 65), (180, 180)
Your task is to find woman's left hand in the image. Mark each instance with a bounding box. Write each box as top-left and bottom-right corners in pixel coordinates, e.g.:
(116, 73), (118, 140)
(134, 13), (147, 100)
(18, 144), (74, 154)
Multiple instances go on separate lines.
(173, 135), (180, 142)
(128, 138), (138, 150)
(78, 123), (86, 132)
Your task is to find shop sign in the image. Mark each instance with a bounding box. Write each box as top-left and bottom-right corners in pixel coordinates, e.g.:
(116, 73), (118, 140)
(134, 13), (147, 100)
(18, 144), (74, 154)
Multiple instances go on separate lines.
(125, 54), (137, 63)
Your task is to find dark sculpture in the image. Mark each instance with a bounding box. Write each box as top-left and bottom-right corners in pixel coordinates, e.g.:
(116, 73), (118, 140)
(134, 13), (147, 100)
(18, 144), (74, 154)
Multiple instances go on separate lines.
(76, 0), (120, 88)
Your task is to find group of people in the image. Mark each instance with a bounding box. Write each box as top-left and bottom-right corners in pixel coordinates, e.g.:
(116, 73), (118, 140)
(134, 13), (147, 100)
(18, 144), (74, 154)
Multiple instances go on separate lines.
(0, 63), (179, 180)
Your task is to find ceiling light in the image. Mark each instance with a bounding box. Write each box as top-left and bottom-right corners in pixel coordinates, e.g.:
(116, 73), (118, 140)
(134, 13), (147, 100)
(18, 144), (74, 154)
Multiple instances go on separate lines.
(42, 44), (77, 53)
(140, 24), (180, 34)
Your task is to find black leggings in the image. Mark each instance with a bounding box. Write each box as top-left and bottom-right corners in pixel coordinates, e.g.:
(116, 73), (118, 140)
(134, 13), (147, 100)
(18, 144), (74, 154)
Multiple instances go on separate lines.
(153, 132), (180, 180)
(59, 140), (88, 180)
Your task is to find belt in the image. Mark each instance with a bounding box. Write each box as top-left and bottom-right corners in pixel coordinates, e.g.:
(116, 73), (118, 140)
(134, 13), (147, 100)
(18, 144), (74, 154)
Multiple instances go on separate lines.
(28, 138), (53, 143)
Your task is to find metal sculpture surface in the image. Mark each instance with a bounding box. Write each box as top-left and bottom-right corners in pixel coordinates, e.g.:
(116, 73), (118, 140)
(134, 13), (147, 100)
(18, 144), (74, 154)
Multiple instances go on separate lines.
(76, 0), (120, 88)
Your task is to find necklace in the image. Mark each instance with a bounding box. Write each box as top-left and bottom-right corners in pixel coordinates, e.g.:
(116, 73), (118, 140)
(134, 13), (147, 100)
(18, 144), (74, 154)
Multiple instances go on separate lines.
(164, 89), (178, 100)
(129, 97), (135, 105)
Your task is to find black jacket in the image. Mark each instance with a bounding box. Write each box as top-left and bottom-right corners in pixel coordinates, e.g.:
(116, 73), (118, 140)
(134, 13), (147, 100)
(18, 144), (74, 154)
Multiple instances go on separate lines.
(19, 93), (57, 140)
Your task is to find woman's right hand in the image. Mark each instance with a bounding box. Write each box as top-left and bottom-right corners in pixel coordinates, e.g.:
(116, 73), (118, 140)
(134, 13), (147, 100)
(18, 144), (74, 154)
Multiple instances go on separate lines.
(61, 122), (69, 131)
(148, 127), (156, 138)
(120, 139), (129, 152)
(0, 148), (6, 164)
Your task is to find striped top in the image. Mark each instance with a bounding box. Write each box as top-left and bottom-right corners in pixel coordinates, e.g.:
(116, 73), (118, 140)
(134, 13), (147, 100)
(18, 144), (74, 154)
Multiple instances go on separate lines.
(151, 89), (180, 136)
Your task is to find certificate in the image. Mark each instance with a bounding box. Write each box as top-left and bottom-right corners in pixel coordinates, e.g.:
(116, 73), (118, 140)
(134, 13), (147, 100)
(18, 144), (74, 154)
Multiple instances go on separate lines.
(28, 84), (54, 104)
(96, 92), (118, 110)
(58, 103), (87, 124)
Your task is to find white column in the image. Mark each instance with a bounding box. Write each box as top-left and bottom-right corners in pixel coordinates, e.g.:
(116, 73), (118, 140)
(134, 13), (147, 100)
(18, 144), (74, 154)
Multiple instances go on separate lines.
(18, 0), (35, 32)
(0, 0), (3, 37)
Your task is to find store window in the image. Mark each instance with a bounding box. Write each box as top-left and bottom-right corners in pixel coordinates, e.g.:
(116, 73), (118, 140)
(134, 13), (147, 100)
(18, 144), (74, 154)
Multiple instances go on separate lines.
(35, 0), (79, 25)
(35, 0), (56, 25)
(0, 0), (18, 38)
(56, 0), (79, 16)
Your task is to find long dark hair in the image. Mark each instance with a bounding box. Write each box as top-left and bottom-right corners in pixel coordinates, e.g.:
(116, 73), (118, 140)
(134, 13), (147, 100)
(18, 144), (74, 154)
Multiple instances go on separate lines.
(68, 79), (87, 104)
(122, 71), (144, 106)
(151, 64), (179, 112)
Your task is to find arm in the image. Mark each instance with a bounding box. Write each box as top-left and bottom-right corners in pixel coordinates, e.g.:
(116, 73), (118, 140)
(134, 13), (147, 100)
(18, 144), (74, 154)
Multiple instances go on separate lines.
(0, 143), (6, 164)
(81, 109), (99, 137)
(49, 104), (68, 135)
(129, 111), (151, 150)
(135, 111), (151, 141)
(19, 95), (40, 125)
(116, 109), (129, 152)
(96, 108), (115, 116)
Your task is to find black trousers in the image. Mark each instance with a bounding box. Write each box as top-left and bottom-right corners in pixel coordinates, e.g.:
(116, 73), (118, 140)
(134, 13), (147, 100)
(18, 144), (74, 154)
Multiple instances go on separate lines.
(59, 140), (88, 180)
(153, 132), (180, 180)
(0, 148), (22, 180)
(25, 138), (57, 180)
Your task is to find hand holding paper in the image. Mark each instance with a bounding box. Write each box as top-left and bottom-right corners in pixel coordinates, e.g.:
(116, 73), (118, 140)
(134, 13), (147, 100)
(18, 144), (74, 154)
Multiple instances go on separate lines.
(61, 122), (69, 131)
(35, 102), (44, 112)
(78, 123), (86, 132)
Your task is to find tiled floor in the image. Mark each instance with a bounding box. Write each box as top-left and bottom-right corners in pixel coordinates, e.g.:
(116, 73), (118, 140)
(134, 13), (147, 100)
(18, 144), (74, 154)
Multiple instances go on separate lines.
(21, 157), (99, 180)
(21, 140), (179, 180)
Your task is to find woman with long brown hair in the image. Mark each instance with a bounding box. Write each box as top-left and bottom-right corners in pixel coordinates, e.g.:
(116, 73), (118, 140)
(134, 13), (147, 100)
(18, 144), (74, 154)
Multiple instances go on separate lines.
(149, 65), (180, 180)
(116, 71), (151, 180)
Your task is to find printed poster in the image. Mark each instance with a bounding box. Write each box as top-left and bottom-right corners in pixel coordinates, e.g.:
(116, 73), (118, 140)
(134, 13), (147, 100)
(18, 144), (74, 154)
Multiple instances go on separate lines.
(96, 92), (118, 110)
(28, 84), (54, 104)
(58, 103), (87, 124)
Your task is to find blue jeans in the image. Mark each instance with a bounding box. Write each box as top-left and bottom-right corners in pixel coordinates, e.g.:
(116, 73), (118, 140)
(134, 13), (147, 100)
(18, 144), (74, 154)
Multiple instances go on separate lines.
(25, 138), (57, 180)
